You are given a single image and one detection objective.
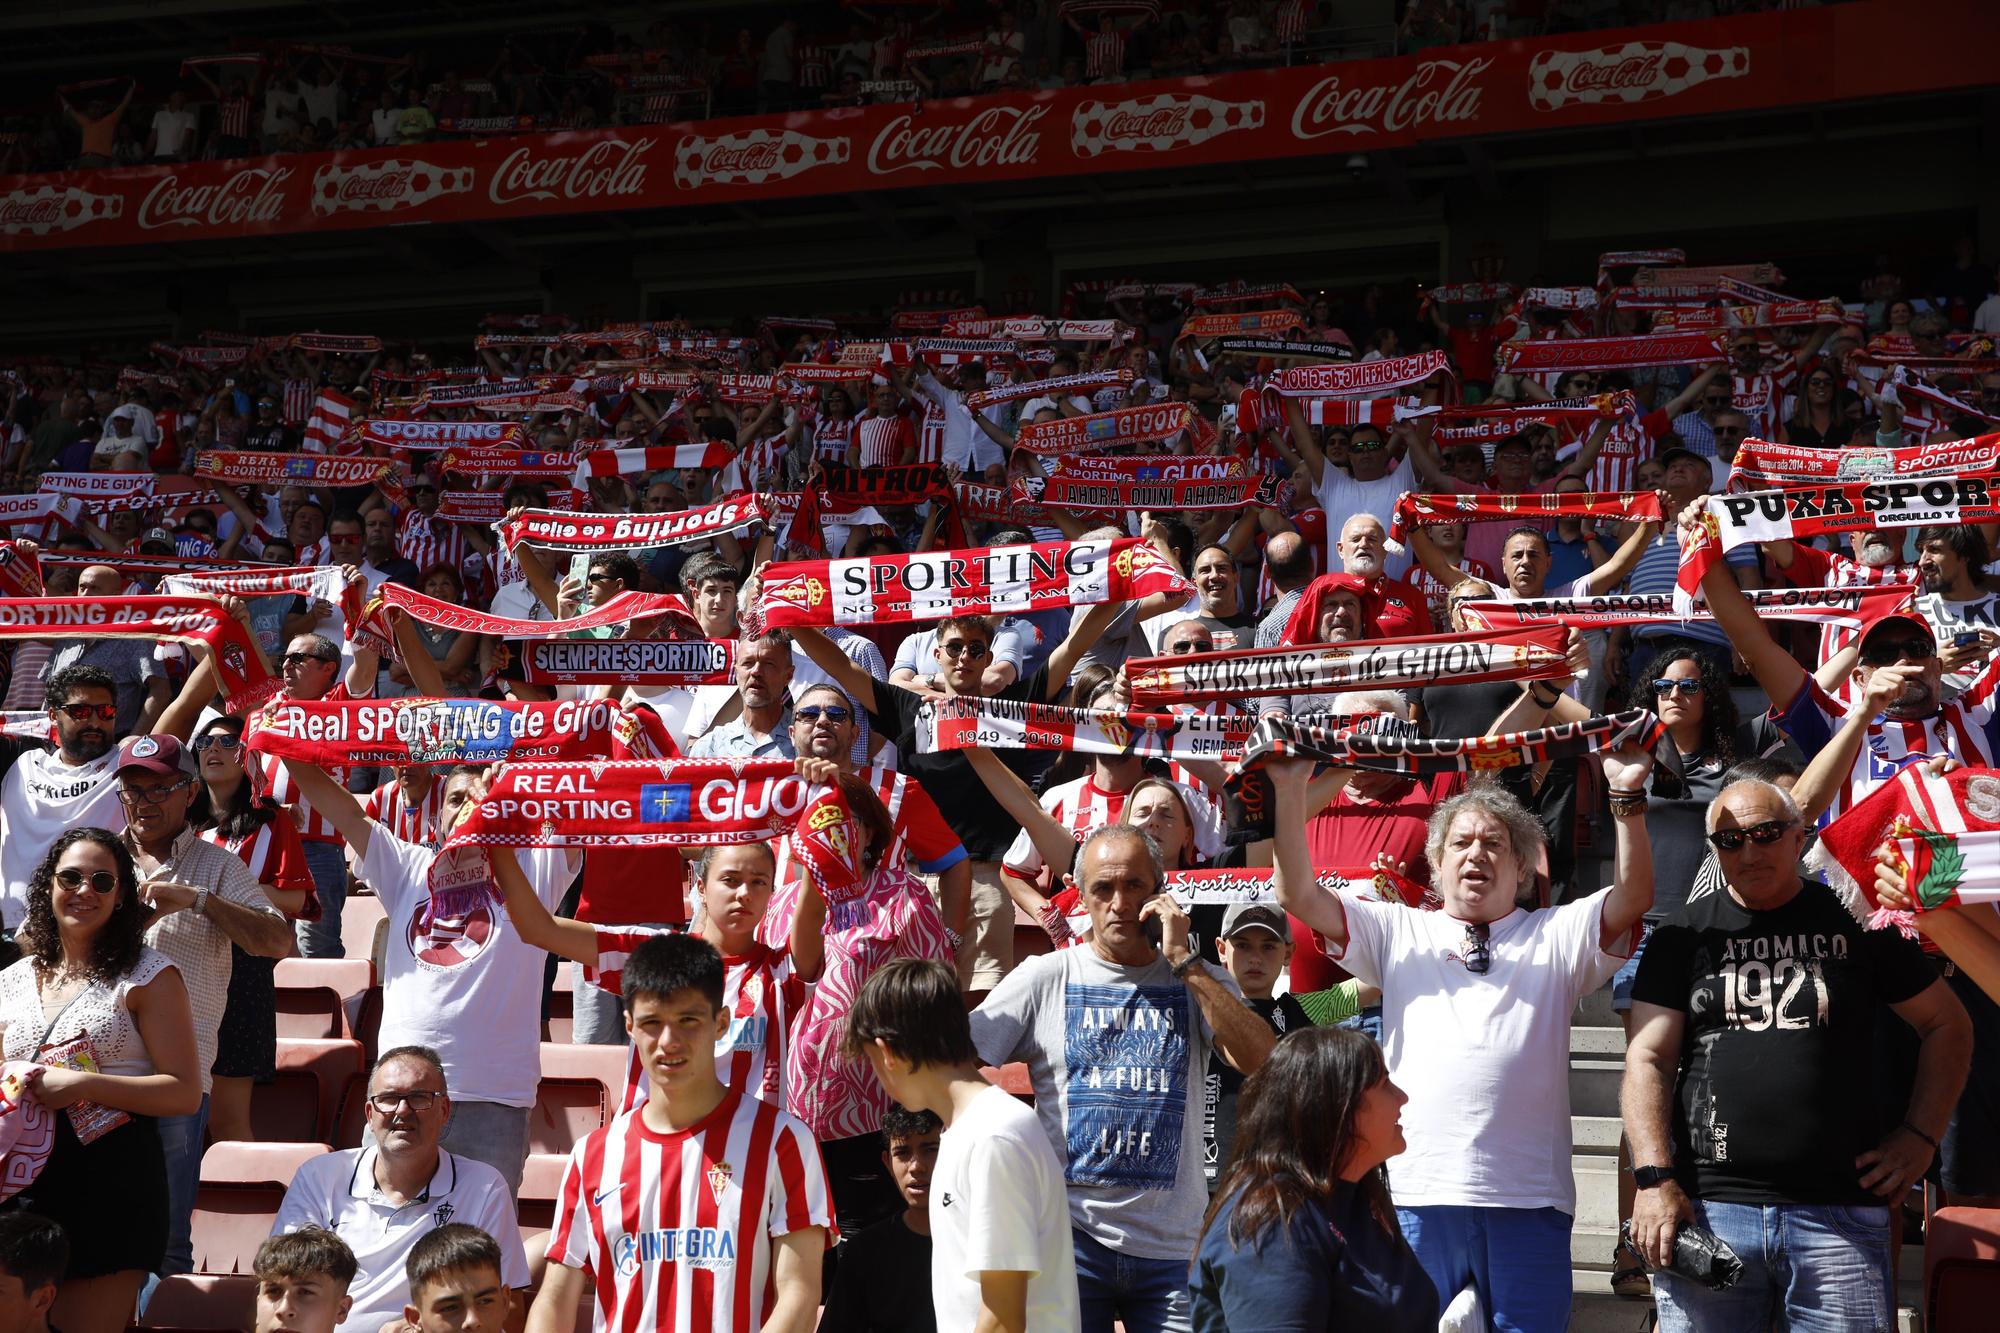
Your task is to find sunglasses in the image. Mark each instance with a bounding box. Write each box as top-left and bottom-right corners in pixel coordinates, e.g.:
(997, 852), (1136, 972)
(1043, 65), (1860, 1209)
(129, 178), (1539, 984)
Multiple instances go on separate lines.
(795, 705), (851, 723)
(1652, 678), (1703, 697)
(54, 703), (117, 722)
(1166, 640), (1213, 655)
(1461, 920), (1491, 975)
(940, 641), (989, 660)
(1859, 638), (1934, 667)
(1348, 439), (1386, 453)
(1707, 818), (1797, 852)
(193, 734), (243, 752)
(54, 867), (118, 895)
(282, 652), (337, 667)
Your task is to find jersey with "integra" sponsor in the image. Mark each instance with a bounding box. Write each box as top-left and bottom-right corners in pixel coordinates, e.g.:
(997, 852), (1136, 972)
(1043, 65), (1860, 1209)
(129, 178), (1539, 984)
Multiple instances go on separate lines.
(547, 1089), (833, 1333)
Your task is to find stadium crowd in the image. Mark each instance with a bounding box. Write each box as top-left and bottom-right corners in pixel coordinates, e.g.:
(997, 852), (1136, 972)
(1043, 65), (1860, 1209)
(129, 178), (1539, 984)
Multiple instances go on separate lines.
(2, 235), (2000, 1333)
(7, 0), (1828, 171)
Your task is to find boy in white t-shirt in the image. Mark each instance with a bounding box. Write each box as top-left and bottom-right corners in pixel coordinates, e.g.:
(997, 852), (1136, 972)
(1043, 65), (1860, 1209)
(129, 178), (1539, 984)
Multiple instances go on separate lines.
(847, 958), (1080, 1332)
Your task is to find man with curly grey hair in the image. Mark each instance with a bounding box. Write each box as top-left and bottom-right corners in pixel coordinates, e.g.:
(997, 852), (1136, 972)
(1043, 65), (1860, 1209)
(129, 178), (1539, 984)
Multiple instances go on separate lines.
(1271, 740), (1659, 1333)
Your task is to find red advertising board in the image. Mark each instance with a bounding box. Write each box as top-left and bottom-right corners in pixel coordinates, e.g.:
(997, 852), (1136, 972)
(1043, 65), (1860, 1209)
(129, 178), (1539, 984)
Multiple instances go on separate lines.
(0, 0), (1990, 252)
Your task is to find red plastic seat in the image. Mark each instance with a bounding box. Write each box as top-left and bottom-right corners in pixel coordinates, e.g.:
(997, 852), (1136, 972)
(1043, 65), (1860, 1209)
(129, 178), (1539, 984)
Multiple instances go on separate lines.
(1928, 1206), (2000, 1332)
(980, 1063), (1033, 1103)
(192, 1142), (328, 1276)
(272, 958), (374, 1042)
(516, 1151), (570, 1237)
(138, 1274), (258, 1330)
(546, 963), (576, 1044)
(251, 1038), (367, 1146)
(531, 1043), (622, 1157)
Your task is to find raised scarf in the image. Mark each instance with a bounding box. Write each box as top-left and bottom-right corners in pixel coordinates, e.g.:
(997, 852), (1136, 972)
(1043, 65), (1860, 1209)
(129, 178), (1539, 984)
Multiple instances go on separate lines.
(246, 695), (675, 767)
(965, 369), (1130, 409)
(194, 450), (400, 488)
(1496, 334), (1726, 373)
(917, 695), (1255, 762)
(0, 596), (274, 706)
(1388, 489), (1662, 542)
(443, 758), (810, 851)
(514, 636), (736, 686)
(1460, 583), (1917, 632)
(496, 494), (770, 554)
(1012, 402), (1200, 455)
(1729, 433), (2000, 489)
(360, 418), (527, 450)
(1127, 626), (1570, 705)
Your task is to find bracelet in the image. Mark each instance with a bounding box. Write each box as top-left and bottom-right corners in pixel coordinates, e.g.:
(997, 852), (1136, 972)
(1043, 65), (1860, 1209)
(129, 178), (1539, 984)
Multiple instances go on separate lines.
(1169, 951), (1201, 980)
(1901, 1120), (1940, 1152)
(943, 926), (963, 951)
(1530, 682), (1562, 705)
(1607, 794), (1649, 817)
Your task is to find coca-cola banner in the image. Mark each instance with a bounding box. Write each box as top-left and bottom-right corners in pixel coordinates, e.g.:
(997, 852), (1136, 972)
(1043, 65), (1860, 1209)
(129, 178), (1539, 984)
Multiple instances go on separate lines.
(0, 1), (1984, 251)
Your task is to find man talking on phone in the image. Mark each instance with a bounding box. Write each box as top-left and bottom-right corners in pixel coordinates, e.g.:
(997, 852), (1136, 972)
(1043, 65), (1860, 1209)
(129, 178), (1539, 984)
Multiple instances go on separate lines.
(969, 825), (1275, 1333)
(1912, 525), (2000, 695)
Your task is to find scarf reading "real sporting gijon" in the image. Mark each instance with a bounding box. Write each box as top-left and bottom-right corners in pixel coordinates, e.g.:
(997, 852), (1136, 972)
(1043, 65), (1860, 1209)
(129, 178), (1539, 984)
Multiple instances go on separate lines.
(194, 451), (400, 488)
(246, 695), (674, 767)
(443, 758), (811, 851)
(1388, 489), (1663, 542)
(751, 536), (1192, 630)
(1126, 627), (1571, 705)
(1012, 402), (1200, 455)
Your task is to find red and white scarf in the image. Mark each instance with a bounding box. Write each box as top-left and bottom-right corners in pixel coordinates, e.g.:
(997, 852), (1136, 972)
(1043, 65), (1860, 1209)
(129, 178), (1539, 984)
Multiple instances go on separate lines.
(1729, 433), (2000, 489)
(567, 443), (736, 490)
(1388, 490), (1662, 541)
(496, 494), (771, 554)
(1496, 333), (1726, 374)
(952, 481), (1049, 525)
(0, 495), (81, 528)
(918, 695), (1255, 762)
(362, 418), (528, 450)
(160, 566), (359, 631)
(1127, 626), (1570, 704)
(0, 596), (274, 705)
(1178, 310), (1306, 342)
(195, 450), (400, 488)
(1460, 583), (1915, 632)
(1264, 350), (1454, 401)
(1815, 765), (2000, 925)
(37, 472), (155, 503)
(358, 582), (698, 650)
(1037, 471), (1261, 512)
(753, 536), (1192, 630)
(436, 446), (577, 479)
(443, 758), (811, 851)
(246, 695), (675, 768)
(1013, 402), (1200, 455)
(0, 542), (42, 598)
(966, 369), (1130, 409)
(514, 637), (735, 686)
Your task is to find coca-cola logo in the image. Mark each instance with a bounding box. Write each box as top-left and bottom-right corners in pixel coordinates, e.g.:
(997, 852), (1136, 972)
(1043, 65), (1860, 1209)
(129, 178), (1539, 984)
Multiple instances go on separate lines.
(1564, 53), (1666, 93)
(1106, 108), (1187, 140)
(867, 104), (1045, 175)
(339, 169), (416, 201)
(1290, 57), (1491, 140)
(138, 166), (293, 229)
(489, 138), (651, 205)
(704, 141), (782, 175)
(0, 197), (61, 226)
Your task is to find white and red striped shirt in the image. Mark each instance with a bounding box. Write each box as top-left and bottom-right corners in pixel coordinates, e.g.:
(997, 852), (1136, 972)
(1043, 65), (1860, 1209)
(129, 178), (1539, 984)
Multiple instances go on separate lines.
(1084, 30), (1127, 79)
(546, 1091), (832, 1333)
(1408, 558), (1497, 632)
(397, 507), (473, 573)
(852, 411), (915, 468)
(218, 96), (251, 139)
(1001, 774), (1129, 878)
(361, 776), (448, 850)
(301, 389), (356, 453)
(1778, 543), (1919, 661)
(810, 412), (856, 463)
(198, 814), (315, 906)
(283, 378), (317, 426)
(1774, 660), (2000, 821)
(586, 927), (803, 1116)
(916, 398), (947, 466)
(259, 681), (370, 842)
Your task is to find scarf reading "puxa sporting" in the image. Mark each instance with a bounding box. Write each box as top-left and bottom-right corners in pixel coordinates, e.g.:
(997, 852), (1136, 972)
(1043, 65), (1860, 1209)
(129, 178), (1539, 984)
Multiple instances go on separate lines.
(1127, 627), (1570, 705)
(752, 536), (1192, 630)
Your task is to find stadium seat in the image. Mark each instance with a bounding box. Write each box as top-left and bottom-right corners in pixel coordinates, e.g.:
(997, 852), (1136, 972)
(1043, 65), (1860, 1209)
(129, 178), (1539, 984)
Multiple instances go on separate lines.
(981, 1063), (1033, 1103)
(250, 1038), (367, 1146)
(272, 958), (374, 1041)
(192, 1142), (328, 1276)
(138, 1274), (257, 1330)
(340, 891), (390, 970)
(1927, 1206), (2000, 1332)
(531, 1043), (623, 1157)
(546, 962), (575, 1044)
(517, 1151), (570, 1237)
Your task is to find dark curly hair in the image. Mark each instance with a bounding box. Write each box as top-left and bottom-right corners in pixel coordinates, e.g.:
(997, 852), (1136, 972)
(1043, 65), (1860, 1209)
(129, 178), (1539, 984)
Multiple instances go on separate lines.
(1628, 646), (1741, 771)
(18, 828), (148, 983)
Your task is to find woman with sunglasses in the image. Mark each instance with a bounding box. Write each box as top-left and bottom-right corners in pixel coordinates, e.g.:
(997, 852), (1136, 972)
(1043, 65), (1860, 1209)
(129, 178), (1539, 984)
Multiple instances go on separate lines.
(0, 828), (200, 1333)
(1191, 1027), (1437, 1332)
(1778, 368), (1853, 448)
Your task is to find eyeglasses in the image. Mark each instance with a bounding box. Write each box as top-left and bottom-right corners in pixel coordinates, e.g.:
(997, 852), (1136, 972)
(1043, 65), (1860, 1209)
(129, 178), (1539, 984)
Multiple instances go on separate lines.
(281, 652), (337, 668)
(940, 641), (989, 660)
(1707, 818), (1797, 852)
(1348, 439), (1386, 453)
(118, 779), (191, 809)
(1166, 640), (1213, 655)
(54, 703), (117, 722)
(366, 1090), (441, 1114)
(1652, 678), (1703, 697)
(1460, 921), (1491, 975)
(54, 867), (118, 895)
(795, 705), (852, 723)
(192, 734), (243, 753)
(1859, 638), (1935, 667)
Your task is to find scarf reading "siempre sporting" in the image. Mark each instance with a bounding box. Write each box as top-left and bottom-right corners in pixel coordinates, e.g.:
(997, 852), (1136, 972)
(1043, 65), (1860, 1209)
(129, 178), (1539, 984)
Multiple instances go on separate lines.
(1127, 627), (1571, 705)
(752, 536), (1192, 630)
(1388, 489), (1663, 541)
(246, 695), (674, 767)
(513, 636), (736, 686)
(1676, 477), (2000, 613)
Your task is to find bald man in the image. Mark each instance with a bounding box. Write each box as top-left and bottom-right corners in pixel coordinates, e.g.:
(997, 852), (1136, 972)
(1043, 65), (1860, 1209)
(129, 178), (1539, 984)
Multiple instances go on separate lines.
(40, 562), (169, 734)
(1334, 514), (1425, 638)
(1255, 531), (1317, 648)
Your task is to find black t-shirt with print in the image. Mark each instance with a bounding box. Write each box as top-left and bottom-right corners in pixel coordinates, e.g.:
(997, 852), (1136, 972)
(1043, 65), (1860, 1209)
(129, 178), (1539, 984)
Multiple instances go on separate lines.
(1203, 992), (1314, 1188)
(1629, 879), (1937, 1204)
(864, 669), (1052, 861)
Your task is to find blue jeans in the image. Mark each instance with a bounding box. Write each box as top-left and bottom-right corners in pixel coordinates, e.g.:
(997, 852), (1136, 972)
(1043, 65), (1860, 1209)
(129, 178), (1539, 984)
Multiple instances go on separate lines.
(1397, 1204), (1573, 1333)
(157, 1093), (210, 1276)
(296, 839), (347, 959)
(1652, 1199), (1893, 1333)
(1072, 1226), (1192, 1333)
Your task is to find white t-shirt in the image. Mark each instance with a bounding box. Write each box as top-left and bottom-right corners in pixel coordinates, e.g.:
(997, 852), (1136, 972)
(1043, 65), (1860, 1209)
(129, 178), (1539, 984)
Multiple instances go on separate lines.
(356, 822), (575, 1107)
(1918, 587), (2000, 694)
(1972, 293), (2000, 336)
(0, 748), (125, 927)
(1313, 457), (1416, 579)
(931, 1085), (1082, 1331)
(273, 1147), (530, 1332)
(1332, 886), (1628, 1213)
(150, 108), (199, 156)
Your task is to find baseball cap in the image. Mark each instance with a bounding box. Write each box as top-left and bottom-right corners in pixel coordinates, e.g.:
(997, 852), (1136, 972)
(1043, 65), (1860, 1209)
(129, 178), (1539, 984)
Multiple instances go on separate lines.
(1656, 445), (1710, 473)
(1858, 610), (1936, 657)
(1220, 903), (1288, 940)
(140, 526), (176, 552)
(114, 734), (196, 779)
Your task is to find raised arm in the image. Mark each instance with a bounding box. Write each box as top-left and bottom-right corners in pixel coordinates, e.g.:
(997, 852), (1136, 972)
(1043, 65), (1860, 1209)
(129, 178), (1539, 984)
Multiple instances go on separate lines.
(1792, 668), (1907, 824)
(492, 845), (600, 963)
(1269, 758), (1347, 949)
(277, 758), (373, 858)
(1596, 745), (1656, 948)
(962, 745), (1077, 874)
(1577, 514), (1661, 597)
(390, 606), (448, 698)
(1682, 500), (1806, 708)
(1281, 397), (1327, 489)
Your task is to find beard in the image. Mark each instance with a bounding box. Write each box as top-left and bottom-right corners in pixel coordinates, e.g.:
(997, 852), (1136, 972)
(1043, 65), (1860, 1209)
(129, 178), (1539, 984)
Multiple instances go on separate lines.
(64, 728), (112, 762)
(1882, 675), (1939, 718)
(1856, 535), (1902, 569)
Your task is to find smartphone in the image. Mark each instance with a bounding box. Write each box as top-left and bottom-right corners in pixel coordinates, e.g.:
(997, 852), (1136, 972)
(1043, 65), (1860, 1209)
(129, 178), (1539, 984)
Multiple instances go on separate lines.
(1142, 913), (1163, 947)
(1955, 631), (1984, 648)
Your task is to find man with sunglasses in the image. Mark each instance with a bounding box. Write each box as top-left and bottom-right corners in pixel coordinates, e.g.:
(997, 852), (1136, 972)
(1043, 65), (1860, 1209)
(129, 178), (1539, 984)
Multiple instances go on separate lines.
(1269, 734), (1659, 1333)
(273, 1045), (530, 1333)
(0, 665), (132, 956)
(1622, 778), (1969, 1332)
(119, 731), (292, 1277)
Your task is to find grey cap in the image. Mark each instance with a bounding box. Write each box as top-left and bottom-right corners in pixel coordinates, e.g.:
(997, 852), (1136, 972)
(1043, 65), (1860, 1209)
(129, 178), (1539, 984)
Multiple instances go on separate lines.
(1219, 902), (1288, 940)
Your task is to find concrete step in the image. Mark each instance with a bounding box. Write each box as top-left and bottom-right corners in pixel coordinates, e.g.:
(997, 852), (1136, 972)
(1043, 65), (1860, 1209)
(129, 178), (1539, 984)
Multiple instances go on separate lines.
(1567, 1275), (1656, 1333)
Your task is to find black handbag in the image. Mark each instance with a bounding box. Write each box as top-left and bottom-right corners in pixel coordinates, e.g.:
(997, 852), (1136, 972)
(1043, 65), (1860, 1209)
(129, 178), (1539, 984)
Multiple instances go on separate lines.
(1620, 1218), (1746, 1291)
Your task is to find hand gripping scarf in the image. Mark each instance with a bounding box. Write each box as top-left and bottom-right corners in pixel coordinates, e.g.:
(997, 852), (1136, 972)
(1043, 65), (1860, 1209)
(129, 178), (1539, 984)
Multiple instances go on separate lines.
(1814, 765), (2000, 930)
(246, 695), (675, 768)
(751, 535), (1193, 631)
(1224, 708), (1670, 843)
(442, 758), (810, 852)
(496, 494), (771, 554)
(1676, 477), (2000, 614)
(1129, 626), (1571, 706)
(916, 694), (1256, 763)
(1728, 433), (2000, 490)
(1459, 584), (1917, 633)
(0, 543), (42, 598)
(1388, 489), (1663, 542)
(194, 451), (400, 488)
(0, 596), (275, 707)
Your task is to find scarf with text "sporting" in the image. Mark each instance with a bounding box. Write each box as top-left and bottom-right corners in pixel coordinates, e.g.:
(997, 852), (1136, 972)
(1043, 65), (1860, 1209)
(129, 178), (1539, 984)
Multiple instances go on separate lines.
(159, 566), (360, 634)
(1166, 864), (1432, 911)
(432, 447), (577, 479)
(1459, 583), (1917, 633)
(916, 695), (1255, 762)
(965, 369), (1131, 409)
(496, 494), (770, 554)
(1012, 401), (1202, 455)
(512, 636), (736, 686)
(1388, 489), (1663, 542)
(1675, 477), (2000, 614)
(1127, 626), (1570, 705)
(0, 596), (274, 707)
(194, 451), (400, 488)
(1496, 333), (1728, 374)
(787, 464), (969, 554)
(751, 535), (1192, 631)
(442, 758), (811, 852)
(1814, 764), (2000, 929)
(362, 419), (528, 451)
(0, 543), (42, 598)
(0, 495), (81, 528)
(1263, 350), (1455, 402)
(1728, 432), (2000, 490)
(245, 695), (675, 768)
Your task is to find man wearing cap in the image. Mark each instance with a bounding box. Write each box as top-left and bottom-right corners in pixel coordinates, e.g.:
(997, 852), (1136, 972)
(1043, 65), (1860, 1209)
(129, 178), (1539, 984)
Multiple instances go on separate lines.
(38, 563), (170, 735)
(245, 396), (296, 452)
(1202, 902), (1314, 1190)
(120, 732), (292, 1275)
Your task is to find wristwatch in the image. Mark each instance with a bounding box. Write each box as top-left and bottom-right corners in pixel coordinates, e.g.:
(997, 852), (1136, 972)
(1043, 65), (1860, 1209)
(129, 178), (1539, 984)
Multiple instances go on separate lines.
(1632, 1164), (1675, 1190)
(1169, 950), (1201, 980)
(193, 887), (210, 919)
